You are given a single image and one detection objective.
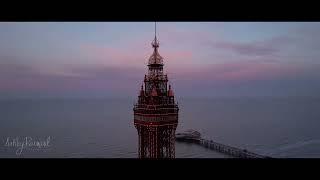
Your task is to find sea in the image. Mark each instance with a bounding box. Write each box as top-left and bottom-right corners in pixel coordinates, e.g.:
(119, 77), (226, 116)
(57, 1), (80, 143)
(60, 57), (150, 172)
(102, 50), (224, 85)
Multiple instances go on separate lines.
(1, 97), (320, 158)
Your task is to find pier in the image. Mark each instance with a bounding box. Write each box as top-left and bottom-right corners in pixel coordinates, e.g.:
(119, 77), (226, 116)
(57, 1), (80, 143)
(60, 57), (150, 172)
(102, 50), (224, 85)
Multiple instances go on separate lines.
(198, 139), (269, 158)
(176, 130), (271, 158)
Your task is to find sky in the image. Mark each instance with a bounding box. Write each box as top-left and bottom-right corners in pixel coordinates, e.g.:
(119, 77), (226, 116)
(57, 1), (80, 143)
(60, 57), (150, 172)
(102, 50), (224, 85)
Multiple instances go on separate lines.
(0, 22), (320, 99)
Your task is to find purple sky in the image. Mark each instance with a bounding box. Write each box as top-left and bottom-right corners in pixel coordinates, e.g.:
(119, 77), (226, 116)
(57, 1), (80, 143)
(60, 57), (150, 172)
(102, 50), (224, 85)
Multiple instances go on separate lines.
(0, 22), (320, 98)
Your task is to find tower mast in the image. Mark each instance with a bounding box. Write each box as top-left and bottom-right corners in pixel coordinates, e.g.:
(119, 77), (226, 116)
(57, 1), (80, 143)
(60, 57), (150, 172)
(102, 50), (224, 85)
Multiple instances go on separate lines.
(155, 22), (157, 40)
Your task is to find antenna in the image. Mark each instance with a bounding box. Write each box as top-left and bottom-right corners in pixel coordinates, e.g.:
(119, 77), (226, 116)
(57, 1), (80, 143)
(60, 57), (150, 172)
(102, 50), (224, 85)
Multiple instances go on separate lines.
(152, 22), (159, 49)
(155, 22), (157, 39)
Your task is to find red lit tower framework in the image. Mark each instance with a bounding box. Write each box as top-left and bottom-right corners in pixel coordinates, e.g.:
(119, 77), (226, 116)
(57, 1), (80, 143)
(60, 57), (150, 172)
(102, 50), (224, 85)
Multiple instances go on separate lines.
(133, 23), (179, 158)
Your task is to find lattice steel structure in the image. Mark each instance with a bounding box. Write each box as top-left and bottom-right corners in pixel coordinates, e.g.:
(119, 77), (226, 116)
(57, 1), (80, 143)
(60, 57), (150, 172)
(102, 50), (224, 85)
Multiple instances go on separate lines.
(133, 24), (179, 158)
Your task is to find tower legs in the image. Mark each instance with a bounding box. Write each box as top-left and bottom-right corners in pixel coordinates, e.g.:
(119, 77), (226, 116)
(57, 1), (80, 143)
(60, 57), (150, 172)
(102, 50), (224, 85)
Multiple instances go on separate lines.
(135, 124), (177, 158)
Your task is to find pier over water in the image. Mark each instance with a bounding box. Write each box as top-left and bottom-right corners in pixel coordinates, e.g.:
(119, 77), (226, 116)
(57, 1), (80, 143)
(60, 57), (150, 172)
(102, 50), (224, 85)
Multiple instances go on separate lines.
(176, 130), (271, 158)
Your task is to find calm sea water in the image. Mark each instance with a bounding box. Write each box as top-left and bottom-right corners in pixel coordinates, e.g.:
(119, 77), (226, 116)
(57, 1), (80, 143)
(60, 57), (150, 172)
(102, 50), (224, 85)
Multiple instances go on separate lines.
(1, 97), (320, 158)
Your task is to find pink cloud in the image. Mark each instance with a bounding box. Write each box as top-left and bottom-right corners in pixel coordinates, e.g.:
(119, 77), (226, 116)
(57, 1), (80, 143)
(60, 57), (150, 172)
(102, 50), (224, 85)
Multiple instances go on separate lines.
(79, 44), (146, 67)
(160, 49), (194, 67)
(204, 36), (295, 58)
(172, 62), (302, 82)
(159, 23), (220, 45)
(214, 42), (278, 56)
(79, 39), (195, 70)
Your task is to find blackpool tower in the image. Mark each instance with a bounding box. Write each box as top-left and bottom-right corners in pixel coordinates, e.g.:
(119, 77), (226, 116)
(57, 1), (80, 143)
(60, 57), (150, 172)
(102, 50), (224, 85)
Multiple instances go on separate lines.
(133, 23), (179, 158)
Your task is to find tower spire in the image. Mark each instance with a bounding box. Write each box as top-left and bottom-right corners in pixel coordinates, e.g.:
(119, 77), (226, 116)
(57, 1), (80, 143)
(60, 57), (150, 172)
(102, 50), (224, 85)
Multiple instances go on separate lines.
(155, 22), (157, 40)
(149, 22), (163, 65)
(152, 22), (159, 49)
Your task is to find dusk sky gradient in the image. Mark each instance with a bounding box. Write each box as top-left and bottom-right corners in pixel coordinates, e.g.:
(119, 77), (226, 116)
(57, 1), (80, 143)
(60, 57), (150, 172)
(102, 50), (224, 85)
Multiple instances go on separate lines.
(1, 22), (320, 98)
